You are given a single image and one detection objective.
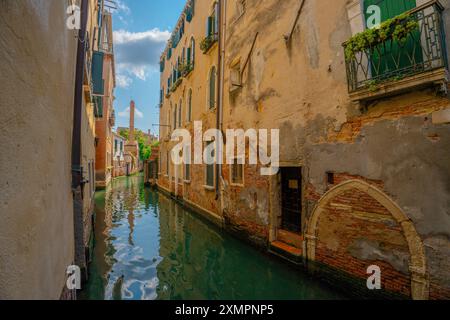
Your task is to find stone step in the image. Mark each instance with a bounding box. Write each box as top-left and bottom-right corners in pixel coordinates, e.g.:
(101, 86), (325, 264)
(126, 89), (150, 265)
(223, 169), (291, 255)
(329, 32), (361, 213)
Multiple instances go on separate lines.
(269, 241), (303, 265)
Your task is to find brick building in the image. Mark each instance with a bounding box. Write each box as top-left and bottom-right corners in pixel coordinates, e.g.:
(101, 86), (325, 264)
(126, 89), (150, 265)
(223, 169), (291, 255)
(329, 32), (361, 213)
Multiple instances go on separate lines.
(95, 12), (116, 189)
(158, 0), (450, 300)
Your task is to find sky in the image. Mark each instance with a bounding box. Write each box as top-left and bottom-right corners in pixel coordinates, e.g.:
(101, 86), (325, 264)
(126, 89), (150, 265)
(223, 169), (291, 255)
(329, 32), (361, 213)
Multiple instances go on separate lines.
(110, 0), (186, 136)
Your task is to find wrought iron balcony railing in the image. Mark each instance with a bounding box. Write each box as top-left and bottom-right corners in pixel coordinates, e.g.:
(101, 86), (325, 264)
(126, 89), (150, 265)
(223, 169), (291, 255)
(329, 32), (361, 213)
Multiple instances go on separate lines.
(344, 1), (448, 95)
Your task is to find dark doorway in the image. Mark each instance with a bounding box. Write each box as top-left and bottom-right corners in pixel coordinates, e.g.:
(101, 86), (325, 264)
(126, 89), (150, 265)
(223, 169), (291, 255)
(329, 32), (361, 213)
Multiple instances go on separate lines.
(281, 167), (302, 233)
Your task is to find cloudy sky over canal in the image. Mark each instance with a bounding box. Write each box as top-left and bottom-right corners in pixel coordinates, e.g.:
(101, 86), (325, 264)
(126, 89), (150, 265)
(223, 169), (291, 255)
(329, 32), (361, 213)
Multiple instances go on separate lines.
(112, 0), (186, 135)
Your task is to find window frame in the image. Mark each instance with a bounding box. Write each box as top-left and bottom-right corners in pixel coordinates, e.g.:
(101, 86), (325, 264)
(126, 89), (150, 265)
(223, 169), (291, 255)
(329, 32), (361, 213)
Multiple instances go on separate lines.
(204, 140), (215, 189)
(230, 156), (245, 186)
(187, 88), (193, 122)
(207, 66), (217, 110)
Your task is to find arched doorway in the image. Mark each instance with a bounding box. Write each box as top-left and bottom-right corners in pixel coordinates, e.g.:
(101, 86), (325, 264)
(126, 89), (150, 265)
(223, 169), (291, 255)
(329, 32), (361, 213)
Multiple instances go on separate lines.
(305, 179), (428, 300)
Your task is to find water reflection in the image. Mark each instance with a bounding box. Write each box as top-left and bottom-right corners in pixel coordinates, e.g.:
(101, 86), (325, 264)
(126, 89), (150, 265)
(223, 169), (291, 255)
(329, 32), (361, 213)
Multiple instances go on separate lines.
(82, 175), (344, 300)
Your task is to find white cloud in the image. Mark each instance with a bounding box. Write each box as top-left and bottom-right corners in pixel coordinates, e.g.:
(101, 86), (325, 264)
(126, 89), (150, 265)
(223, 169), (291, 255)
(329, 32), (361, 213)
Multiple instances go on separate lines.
(113, 28), (170, 83)
(115, 0), (131, 15)
(118, 107), (144, 119)
(116, 74), (132, 88)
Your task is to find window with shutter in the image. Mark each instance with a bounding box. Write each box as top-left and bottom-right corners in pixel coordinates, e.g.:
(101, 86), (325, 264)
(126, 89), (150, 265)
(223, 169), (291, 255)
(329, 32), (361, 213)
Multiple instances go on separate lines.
(178, 100), (182, 127)
(206, 16), (213, 36)
(173, 105), (177, 129)
(188, 89), (192, 122)
(231, 159), (244, 185)
(187, 47), (191, 65)
(191, 38), (195, 67)
(185, 163), (191, 181)
(209, 67), (216, 109)
(363, 0), (421, 77)
(205, 141), (215, 187)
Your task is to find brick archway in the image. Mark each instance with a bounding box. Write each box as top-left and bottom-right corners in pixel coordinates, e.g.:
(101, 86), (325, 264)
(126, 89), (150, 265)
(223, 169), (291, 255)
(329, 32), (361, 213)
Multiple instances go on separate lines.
(305, 179), (428, 300)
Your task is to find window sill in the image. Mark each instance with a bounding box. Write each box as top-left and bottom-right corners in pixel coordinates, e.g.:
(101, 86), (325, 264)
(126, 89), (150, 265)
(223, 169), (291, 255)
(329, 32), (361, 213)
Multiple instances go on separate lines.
(230, 182), (244, 188)
(203, 185), (215, 191)
(184, 180), (191, 184)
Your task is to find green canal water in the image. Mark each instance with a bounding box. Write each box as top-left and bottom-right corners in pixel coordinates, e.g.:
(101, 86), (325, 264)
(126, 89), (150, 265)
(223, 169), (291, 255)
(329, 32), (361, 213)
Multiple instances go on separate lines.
(81, 175), (345, 300)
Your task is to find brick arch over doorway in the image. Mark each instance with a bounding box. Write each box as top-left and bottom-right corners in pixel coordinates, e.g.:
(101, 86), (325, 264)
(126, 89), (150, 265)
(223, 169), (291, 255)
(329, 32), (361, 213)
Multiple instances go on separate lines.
(305, 179), (428, 300)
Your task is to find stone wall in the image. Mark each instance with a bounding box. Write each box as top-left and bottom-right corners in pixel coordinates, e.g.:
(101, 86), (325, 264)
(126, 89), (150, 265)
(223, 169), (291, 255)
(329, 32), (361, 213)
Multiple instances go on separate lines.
(0, 0), (77, 299)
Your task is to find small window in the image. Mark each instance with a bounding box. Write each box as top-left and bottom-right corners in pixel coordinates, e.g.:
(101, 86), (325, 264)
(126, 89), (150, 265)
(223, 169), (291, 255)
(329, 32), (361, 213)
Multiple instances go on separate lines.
(231, 158), (244, 185)
(209, 66), (216, 109)
(173, 104), (177, 129)
(178, 99), (182, 127)
(190, 37), (195, 67)
(326, 172), (335, 185)
(185, 163), (191, 181)
(230, 60), (241, 92)
(166, 151), (170, 175)
(205, 141), (215, 187)
(187, 89), (192, 122)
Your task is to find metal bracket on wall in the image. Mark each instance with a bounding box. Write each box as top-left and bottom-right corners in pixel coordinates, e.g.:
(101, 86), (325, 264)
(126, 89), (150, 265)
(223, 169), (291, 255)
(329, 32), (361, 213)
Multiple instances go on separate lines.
(241, 32), (259, 79)
(284, 0), (306, 43)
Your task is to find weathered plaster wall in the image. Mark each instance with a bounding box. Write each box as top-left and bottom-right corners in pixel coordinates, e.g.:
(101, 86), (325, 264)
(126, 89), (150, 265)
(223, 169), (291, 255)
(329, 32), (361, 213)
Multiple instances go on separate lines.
(159, 0), (221, 217)
(0, 0), (77, 299)
(95, 53), (115, 188)
(222, 0), (450, 299)
(79, 0), (102, 265)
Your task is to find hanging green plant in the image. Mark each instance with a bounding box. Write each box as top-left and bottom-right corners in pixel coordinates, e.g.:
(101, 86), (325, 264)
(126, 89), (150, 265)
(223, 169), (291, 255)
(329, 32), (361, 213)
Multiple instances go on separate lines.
(344, 12), (419, 61)
(200, 35), (216, 53)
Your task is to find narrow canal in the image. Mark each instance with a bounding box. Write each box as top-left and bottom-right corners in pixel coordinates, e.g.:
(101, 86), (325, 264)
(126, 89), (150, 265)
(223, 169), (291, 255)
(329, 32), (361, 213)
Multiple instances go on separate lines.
(81, 175), (345, 300)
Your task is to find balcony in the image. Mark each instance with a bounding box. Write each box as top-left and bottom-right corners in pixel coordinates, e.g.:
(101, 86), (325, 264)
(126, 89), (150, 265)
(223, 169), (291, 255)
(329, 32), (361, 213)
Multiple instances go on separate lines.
(200, 34), (218, 54)
(170, 77), (183, 92)
(180, 62), (194, 77)
(343, 1), (448, 102)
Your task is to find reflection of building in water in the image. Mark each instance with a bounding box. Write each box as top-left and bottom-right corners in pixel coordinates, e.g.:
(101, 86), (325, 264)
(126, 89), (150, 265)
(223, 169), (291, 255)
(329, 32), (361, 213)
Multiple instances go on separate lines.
(156, 194), (226, 299)
(123, 101), (140, 176)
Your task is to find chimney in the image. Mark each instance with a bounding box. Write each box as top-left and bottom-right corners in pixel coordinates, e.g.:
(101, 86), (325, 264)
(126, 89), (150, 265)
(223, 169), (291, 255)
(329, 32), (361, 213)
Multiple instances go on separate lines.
(129, 100), (135, 143)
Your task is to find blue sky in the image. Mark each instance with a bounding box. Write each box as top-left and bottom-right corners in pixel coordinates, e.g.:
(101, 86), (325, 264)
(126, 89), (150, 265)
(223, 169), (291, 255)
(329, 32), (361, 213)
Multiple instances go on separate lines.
(111, 0), (186, 136)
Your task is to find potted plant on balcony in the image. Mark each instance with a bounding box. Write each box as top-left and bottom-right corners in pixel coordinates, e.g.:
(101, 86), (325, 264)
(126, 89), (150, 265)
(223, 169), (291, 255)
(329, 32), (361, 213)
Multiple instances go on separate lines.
(179, 62), (194, 76)
(200, 34), (217, 54)
(344, 13), (419, 61)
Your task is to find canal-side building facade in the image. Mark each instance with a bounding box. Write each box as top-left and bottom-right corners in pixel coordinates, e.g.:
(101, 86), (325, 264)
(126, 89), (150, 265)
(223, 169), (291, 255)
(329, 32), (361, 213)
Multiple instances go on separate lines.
(158, 0), (223, 222)
(0, 0), (109, 299)
(95, 12), (116, 189)
(158, 0), (450, 299)
(75, 0), (108, 284)
(113, 132), (127, 177)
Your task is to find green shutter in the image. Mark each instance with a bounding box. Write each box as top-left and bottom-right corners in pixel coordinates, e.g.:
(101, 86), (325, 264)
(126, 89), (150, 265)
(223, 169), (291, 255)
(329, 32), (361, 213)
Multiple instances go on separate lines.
(91, 51), (104, 95)
(207, 17), (213, 36)
(205, 141), (214, 186)
(187, 47), (191, 65)
(363, 0), (421, 77)
(209, 68), (216, 109)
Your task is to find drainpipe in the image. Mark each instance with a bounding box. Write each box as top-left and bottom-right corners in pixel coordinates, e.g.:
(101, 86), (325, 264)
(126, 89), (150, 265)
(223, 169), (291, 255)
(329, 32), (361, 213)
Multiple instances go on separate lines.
(216, 0), (226, 204)
(71, 0), (89, 281)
